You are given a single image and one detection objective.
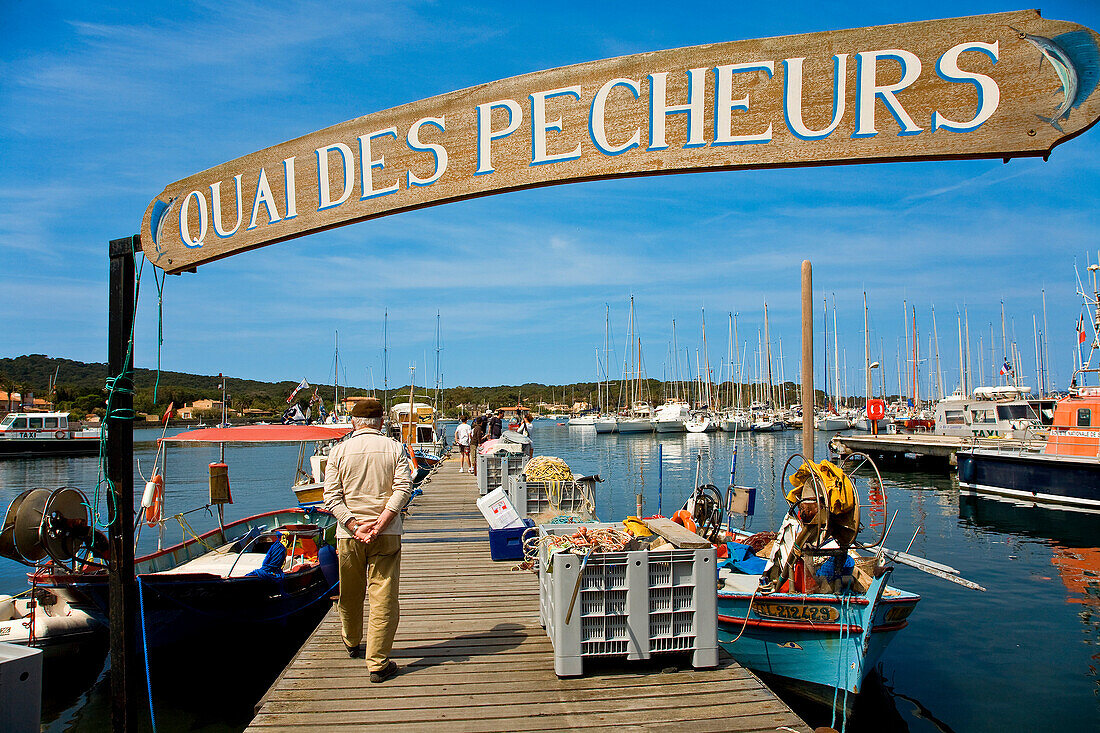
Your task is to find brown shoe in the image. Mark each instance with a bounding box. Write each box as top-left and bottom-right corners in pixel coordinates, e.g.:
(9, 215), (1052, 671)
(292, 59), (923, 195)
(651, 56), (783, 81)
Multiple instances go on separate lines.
(345, 643), (362, 658)
(369, 660), (399, 683)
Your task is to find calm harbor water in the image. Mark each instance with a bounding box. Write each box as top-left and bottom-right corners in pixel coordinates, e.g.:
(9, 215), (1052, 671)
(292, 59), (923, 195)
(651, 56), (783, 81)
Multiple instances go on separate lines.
(1, 423), (1097, 731)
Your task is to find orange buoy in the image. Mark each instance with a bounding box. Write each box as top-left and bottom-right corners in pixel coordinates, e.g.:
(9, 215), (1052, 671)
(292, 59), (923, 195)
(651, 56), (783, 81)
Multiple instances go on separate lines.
(671, 509), (697, 534)
(144, 474), (164, 527)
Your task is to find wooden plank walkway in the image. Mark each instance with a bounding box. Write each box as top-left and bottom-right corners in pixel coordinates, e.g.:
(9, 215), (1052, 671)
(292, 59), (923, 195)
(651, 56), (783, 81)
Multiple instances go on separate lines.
(249, 459), (810, 732)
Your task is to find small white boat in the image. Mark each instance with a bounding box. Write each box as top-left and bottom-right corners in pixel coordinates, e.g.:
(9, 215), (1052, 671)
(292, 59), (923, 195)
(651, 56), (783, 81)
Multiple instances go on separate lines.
(719, 412), (751, 432)
(568, 414), (597, 426)
(0, 589), (104, 647)
(616, 417), (654, 433)
(594, 416), (618, 433)
(815, 413), (850, 431)
(685, 413), (717, 433)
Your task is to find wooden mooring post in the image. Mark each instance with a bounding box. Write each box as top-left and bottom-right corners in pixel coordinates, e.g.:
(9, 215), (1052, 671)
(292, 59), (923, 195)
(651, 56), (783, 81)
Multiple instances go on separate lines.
(107, 235), (141, 730)
(801, 260), (813, 460)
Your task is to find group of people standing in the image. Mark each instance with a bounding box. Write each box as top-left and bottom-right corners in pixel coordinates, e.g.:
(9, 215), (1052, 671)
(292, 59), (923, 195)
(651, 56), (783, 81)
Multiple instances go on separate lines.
(453, 410), (532, 473)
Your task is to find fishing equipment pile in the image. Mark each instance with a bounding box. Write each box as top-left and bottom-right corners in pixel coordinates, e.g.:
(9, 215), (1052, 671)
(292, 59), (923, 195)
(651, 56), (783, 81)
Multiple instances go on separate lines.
(523, 456), (573, 482)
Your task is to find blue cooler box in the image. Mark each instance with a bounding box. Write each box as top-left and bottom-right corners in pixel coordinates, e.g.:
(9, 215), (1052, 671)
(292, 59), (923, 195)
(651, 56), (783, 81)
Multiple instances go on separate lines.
(488, 518), (535, 561)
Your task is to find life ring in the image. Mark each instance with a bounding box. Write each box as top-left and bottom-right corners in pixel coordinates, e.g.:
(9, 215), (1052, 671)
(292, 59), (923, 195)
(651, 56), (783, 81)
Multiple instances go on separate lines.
(671, 509), (697, 534)
(54, 431), (66, 440)
(144, 474), (164, 527)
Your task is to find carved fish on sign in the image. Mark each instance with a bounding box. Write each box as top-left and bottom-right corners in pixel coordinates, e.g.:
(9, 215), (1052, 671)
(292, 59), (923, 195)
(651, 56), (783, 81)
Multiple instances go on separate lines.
(1012, 26), (1079, 132)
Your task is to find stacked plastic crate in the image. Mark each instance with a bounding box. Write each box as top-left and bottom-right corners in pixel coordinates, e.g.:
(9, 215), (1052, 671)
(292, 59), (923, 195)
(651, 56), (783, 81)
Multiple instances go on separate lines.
(537, 523), (718, 677)
(506, 475), (595, 518)
(476, 446), (528, 496)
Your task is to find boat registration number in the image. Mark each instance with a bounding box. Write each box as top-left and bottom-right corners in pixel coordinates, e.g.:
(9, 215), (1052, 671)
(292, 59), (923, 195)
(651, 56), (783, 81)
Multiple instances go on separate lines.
(0, 627), (9, 636)
(752, 602), (840, 623)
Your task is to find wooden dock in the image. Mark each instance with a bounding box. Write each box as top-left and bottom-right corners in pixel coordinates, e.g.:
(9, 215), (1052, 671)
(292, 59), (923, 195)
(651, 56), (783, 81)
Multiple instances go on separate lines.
(248, 460), (810, 732)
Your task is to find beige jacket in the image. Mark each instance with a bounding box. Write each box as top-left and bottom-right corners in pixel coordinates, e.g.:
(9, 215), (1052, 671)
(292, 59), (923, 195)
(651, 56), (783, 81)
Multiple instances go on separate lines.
(322, 427), (413, 538)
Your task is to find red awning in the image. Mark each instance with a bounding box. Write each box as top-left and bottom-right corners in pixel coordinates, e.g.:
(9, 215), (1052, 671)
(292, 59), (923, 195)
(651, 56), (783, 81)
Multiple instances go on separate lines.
(161, 425), (351, 443)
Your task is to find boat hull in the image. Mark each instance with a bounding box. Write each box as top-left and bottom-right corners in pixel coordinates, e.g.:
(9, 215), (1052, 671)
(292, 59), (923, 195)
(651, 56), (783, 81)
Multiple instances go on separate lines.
(652, 418), (686, 433)
(44, 509), (339, 651)
(594, 418), (618, 434)
(958, 449), (1100, 512)
(0, 437), (99, 457)
(615, 419), (654, 433)
(717, 575), (918, 706)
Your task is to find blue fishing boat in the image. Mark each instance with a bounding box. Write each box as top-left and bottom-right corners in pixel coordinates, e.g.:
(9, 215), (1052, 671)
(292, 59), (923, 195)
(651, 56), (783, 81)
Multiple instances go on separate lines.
(716, 541), (919, 714)
(678, 452), (977, 721)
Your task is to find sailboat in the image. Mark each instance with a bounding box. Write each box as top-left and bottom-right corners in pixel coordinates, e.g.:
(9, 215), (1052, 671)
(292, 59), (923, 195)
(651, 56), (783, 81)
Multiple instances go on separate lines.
(614, 297), (654, 433)
(816, 298), (849, 431)
(686, 308), (719, 433)
(751, 302), (786, 432)
(594, 305), (619, 434)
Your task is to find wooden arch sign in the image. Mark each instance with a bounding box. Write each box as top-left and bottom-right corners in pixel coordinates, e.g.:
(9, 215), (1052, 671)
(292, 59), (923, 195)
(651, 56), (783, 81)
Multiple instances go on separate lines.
(143, 10), (1100, 273)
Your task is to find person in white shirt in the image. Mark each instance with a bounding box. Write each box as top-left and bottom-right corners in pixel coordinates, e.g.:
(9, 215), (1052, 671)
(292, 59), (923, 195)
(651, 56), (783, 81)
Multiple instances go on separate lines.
(454, 415), (472, 472)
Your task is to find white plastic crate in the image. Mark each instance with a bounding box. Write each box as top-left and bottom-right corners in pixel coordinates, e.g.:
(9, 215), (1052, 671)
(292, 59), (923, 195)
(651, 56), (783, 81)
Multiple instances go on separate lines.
(506, 476), (595, 518)
(476, 451), (528, 496)
(537, 523), (718, 677)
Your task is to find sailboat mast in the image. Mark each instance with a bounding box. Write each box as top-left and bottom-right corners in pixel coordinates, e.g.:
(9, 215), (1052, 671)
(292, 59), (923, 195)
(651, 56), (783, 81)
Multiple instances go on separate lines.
(932, 305), (943, 400)
(964, 307), (972, 393)
(864, 291), (871, 406)
(903, 298), (911, 399)
(701, 307), (711, 409)
(727, 312), (734, 410)
(1042, 289), (1050, 395)
(957, 311), (966, 396)
(382, 310), (389, 415)
(912, 307), (919, 407)
(763, 302), (774, 408)
(832, 301), (839, 409)
(435, 311), (442, 411)
(733, 314), (741, 408)
(823, 298), (830, 411)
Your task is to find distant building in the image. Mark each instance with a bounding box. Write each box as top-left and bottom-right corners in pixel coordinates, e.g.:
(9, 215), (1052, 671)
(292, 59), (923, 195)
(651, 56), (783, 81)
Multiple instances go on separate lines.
(0, 390), (38, 416)
(179, 399), (236, 419)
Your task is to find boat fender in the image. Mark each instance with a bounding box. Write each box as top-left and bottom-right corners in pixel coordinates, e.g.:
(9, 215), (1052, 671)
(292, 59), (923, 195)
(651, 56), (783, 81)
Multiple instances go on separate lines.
(55, 430), (67, 440)
(406, 445), (419, 480)
(671, 509), (697, 534)
(143, 474), (164, 527)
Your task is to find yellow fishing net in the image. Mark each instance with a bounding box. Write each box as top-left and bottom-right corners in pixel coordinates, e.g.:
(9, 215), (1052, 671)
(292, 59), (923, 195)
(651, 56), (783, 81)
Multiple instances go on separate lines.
(524, 456), (573, 482)
(786, 459), (855, 513)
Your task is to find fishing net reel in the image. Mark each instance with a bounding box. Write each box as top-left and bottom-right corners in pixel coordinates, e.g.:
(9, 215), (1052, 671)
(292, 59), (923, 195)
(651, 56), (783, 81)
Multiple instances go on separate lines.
(777, 451), (885, 558)
(0, 487), (108, 570)
(685, 484), (725, 542)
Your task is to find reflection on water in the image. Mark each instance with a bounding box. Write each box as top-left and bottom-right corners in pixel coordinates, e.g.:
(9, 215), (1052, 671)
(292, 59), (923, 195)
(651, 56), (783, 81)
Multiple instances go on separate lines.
(1, 424), (1098, 731)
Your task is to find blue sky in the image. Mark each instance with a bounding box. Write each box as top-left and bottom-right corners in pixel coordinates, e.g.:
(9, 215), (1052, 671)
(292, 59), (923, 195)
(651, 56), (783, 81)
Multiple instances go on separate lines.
(4, 1), (1100, 394)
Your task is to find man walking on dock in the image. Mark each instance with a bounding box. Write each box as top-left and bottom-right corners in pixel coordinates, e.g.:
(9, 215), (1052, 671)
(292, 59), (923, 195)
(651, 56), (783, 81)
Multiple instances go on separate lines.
(454, 415), (472, 472)
(323, 397), (412, 683)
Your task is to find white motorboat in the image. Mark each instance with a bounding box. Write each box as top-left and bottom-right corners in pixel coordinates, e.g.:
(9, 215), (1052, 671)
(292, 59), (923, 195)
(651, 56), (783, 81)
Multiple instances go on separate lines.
(685, 412), (718, 433)
(568, 414), (597, 426)
(814, 413), (850, 431)
(932, 387), (1043, 439)
(594, 416), (618, 433)
(651, 401), (689, 433)
(617, 416), (654, 433)
(719, 412), (751, 432)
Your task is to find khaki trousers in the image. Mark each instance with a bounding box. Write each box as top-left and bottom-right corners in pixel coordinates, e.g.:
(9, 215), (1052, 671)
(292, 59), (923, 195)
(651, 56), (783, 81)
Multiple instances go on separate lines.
(337, 535), (401, 671)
